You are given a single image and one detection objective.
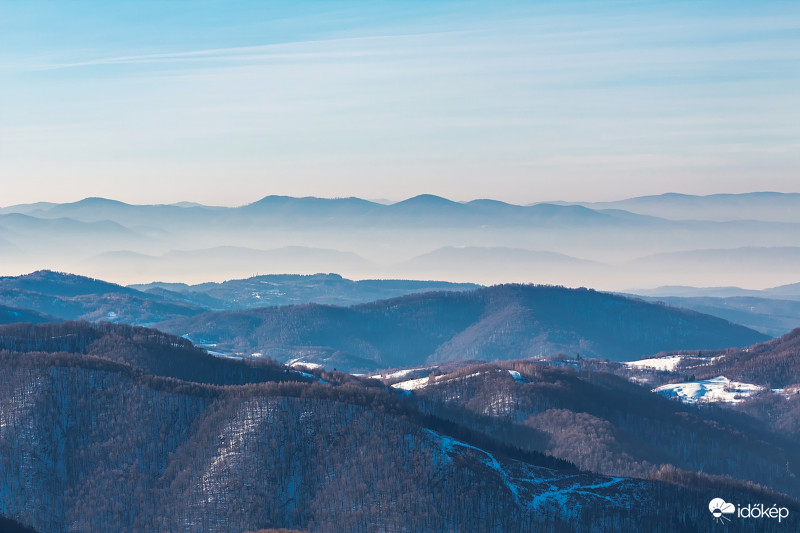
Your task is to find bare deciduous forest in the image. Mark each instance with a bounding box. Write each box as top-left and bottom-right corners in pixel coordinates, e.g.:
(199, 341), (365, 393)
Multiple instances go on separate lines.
(0, 322), (798, 532)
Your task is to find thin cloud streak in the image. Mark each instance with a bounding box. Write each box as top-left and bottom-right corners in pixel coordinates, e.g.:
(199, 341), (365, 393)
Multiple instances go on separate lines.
(20, 30), (479, 72)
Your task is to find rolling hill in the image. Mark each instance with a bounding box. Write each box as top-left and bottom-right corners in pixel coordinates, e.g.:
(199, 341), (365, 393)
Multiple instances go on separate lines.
(0, 271), (205, 325)
(0, 305), (57, 325)
(0, 271), (482, 322)
(564, 192), (800, 223)
(684, 327), (800, 389)
(156, 284), (769, 372)
(132, 273), (481, 309)
(397, 359), (800, 500)
(628, 295), (800, 337)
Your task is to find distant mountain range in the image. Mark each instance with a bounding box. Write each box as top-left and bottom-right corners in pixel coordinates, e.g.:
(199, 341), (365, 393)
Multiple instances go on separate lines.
(3, 192), (800, 288)
(558, 191), (800, 223)
(631, 281), (800, 300)
(555, 192), (800, 222)
(628, 295), (800, 337)
(623, 281), (800, 336)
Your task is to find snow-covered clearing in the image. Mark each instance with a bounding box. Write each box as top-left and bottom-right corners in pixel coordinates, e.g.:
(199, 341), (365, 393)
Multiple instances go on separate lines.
(653, 376), (763, 404)
(371, 366), (435, 379)
(625, 355), (685, 371)
(508, 370), (524, 382)
(391, 376), (438, 391)
(288, 360), (323, 370)
(391, 368), (524, 391)
(625, 354), (724, 372)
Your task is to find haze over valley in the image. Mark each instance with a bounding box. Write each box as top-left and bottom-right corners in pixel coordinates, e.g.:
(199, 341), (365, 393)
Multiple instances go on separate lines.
(3, 191), (800, 289)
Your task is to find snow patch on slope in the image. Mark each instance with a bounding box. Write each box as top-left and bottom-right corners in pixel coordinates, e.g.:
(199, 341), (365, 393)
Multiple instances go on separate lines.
(288, 360), (323, 371)
(199, 399), (262, 504)
(508, 370), (524, 382)
(0, 374), (44, 437)
(392, 376), (437, 391)
(772, 386), (800, 399)
(372, 366), (436, 379)
(626, 355), (684, 371)
(626, 354), (724, 373)
(423, 429), (644, 515)
(392, 368), (519, 392)
(654, 376), (763, 404)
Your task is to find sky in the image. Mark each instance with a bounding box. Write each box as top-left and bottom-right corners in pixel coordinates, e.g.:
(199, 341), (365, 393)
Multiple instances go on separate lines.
(1, 0), (798, 206)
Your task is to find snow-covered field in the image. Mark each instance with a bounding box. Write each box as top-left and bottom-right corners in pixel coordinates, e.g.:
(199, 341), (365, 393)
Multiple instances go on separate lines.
(288, 360), (323, 370)
(625, 354), (724, 372)
(391, 369), (524, 391)
(371, 367), (436, 380)
(625, 355), (685, 371)
(653, 376), (763, 404)
(391, 375), (443, 391)
(771, 386), (800, 399)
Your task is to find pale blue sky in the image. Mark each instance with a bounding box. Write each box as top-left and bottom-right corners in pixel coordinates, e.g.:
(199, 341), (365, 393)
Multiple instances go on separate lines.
(1, 0), (798, 206)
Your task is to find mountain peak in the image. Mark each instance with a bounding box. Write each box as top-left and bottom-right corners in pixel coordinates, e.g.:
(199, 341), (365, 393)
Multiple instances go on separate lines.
(244, 195), (378, 211)
(70, 197), (130, 207)
(2, 270), (137, 298)
(393, 194), (458, 205)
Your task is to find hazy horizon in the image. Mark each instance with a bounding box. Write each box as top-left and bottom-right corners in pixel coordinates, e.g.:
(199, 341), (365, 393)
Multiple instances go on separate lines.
(3, 189), (800, 210)
(3, 191), (800, 290)
(3, 1), (799, 289)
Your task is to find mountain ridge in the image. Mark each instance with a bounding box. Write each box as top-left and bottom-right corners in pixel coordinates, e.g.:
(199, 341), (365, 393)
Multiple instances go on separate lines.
(5, 192), (800, 287)
(155, 283), (769, 372)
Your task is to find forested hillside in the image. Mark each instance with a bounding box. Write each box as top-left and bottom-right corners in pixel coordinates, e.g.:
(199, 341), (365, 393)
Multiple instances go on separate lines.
(691, 328), (800, 388)
(157, 284), (768, 371)
(0, 305), (56, 325)
(0, 271), (480, 325)
(131, 273), (481, 309)
(1, 322), (797, 532)
(405, 361), (800, 499)
(0, 321), (313, 386)
(644, 329), (800, 441)
(0, 271), (205, 325)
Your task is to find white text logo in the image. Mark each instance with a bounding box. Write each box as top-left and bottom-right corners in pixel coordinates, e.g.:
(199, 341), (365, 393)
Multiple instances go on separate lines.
(709, 498), (790, 524)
